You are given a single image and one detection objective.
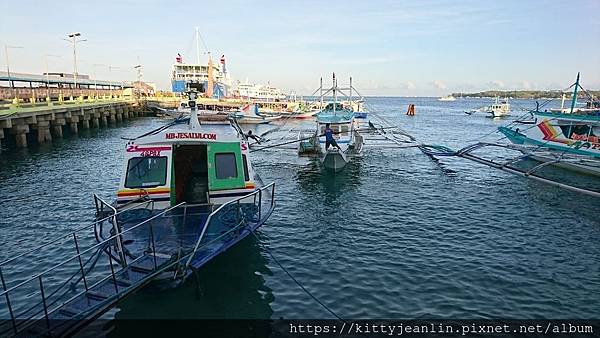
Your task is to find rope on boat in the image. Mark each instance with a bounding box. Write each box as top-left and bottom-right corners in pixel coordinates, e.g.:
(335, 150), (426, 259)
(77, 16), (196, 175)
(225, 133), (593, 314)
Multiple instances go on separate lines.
(249, 126), (400, 153)
(250, 230), (345, 322)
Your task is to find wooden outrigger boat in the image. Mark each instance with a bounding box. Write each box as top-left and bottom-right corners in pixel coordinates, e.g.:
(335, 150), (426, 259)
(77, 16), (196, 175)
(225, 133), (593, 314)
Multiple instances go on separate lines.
(499, 73), (600, 176)
(230, 103), (281, 124)
(297, 75), (364, 172)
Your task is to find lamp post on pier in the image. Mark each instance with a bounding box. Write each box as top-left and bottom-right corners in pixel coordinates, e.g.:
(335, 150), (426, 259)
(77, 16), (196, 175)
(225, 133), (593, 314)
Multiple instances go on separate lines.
(64, 32), (86, 92)
(133, 64), (142, 98)
(4, 45), (24, 100)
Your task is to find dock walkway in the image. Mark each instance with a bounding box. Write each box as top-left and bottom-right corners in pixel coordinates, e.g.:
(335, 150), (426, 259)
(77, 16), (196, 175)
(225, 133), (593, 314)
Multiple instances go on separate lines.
(0, 97), (144, 151)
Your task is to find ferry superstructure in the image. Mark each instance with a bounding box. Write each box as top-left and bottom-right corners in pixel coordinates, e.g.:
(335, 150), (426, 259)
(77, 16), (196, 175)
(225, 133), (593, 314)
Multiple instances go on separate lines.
(236, 82), (286, 101)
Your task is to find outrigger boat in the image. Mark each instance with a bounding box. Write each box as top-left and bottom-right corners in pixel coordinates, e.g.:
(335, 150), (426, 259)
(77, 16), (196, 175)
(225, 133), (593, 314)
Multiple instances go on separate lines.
(0, 94), (276, 337)
(230, 103), (281, 124)
(297, 75), (364, 172)
(499, 73), (600, 176)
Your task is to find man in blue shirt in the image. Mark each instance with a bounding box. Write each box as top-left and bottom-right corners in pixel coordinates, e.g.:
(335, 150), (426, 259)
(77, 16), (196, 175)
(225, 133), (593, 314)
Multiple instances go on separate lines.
(324, 123), (342, 151)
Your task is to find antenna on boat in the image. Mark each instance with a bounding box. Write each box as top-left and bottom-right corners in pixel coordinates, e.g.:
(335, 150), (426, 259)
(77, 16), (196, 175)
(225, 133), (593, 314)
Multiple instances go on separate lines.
(570, 72), (580, 114)
(333, 72), (337, 115)
(349, 76), (352, 110)
(320, 76), (323, 109)
(195, 26), (201, 64)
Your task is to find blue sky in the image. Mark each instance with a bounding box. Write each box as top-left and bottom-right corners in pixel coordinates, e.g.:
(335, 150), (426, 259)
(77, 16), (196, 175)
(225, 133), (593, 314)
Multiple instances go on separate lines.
(1, 0), (599, 95)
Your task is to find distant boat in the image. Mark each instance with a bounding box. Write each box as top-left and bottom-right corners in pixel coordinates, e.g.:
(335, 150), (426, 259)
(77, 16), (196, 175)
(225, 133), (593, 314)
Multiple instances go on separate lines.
(485, 97), (510, 118)
(465, 97), (510, 117)
(438, 95), (456, 102)
(230, 103), (281, 124)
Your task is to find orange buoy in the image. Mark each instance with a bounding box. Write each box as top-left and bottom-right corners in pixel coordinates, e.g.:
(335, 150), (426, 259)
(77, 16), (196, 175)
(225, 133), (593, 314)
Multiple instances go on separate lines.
(406, 104), (415, 116)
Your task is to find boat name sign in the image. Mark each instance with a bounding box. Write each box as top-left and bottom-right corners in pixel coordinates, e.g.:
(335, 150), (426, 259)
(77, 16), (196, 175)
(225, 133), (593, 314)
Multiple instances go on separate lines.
(165, 132), (217, 140)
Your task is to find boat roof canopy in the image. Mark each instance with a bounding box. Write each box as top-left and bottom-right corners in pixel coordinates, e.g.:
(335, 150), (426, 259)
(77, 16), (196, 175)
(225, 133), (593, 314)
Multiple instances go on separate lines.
(317, 110), (354, 124)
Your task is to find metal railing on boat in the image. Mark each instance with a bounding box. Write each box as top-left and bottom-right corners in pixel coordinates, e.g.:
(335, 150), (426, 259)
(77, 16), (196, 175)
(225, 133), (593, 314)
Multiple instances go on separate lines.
(0, 182), (275, 337)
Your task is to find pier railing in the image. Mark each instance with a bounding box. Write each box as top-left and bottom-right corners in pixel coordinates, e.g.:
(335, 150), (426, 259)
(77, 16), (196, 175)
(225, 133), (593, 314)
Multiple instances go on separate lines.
(0, 96), (134, 116)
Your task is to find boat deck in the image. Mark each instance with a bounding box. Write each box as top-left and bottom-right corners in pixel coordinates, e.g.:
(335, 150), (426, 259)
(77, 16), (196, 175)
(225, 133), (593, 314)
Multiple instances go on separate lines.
(0, 183), (276, 337)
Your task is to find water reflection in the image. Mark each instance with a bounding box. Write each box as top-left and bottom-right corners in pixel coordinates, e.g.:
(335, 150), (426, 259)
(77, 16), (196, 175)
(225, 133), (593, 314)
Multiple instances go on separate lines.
(294, 156), (364, 200)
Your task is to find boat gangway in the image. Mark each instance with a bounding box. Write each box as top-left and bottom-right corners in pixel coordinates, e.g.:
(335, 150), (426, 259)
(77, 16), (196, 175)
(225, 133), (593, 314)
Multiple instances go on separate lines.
(0, 183), (275, 337)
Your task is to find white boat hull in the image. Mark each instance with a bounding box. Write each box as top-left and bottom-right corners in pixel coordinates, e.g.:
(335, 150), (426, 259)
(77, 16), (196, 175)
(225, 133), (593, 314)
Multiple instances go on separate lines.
(321, 149), (348, 172)
(529, 152), (600, 177)
(487, 110), (510, 118)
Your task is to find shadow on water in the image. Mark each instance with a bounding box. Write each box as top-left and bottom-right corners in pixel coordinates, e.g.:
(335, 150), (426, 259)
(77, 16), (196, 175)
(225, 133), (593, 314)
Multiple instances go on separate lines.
(294, 156), (364, 200)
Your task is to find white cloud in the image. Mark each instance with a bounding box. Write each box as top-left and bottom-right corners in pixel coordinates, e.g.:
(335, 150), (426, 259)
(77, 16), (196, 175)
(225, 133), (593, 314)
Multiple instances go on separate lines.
(406, 81), (416, 90)
(432, 80), (447, 90)
(489, 80), (505, 88)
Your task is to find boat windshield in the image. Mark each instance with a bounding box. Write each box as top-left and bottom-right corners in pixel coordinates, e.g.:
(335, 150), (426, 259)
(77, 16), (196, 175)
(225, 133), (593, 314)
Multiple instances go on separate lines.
(324, 103), (344, 111)
(125, 156), (168, 188)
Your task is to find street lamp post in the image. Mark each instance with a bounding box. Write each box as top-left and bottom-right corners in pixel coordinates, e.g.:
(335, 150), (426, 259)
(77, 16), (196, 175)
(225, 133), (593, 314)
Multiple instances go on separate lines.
(4, 45), (24, 100)
(64, 32), (87, 93)
(133, 64), (142, 98)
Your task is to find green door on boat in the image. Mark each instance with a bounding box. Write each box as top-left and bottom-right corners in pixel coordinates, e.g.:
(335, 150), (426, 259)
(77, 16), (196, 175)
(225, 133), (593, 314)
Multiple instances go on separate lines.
(207, 142), (245, 191)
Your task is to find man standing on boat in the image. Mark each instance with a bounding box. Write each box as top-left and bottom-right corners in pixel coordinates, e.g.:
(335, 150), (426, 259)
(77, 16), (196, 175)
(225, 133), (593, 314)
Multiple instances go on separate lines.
(324, 123), (342, 151)
(245, 130), (262, 144)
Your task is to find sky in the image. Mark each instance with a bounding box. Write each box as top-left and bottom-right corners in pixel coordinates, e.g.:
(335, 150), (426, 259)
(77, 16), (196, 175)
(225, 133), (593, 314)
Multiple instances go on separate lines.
(1, 0), (599, 96)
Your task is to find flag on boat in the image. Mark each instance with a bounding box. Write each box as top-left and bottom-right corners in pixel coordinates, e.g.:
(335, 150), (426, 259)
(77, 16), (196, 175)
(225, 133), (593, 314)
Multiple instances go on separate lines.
(176, 53), (182, 63)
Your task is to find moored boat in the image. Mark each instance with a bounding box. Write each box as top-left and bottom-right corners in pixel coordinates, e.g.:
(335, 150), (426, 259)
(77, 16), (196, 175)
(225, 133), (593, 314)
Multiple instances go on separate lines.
(298, 75), (364, 172)
(96, 96), (276, 286)
(230, 103), (281, 124)
(499, 73), (600, 176)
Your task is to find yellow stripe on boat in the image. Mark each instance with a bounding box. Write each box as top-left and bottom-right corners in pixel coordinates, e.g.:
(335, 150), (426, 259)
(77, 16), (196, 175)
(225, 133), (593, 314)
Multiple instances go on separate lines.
(117, 188), (171, 197)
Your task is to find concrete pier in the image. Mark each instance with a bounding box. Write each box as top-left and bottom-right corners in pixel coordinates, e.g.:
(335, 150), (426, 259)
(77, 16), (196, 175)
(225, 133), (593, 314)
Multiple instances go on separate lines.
(0, 99), (145, 152)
